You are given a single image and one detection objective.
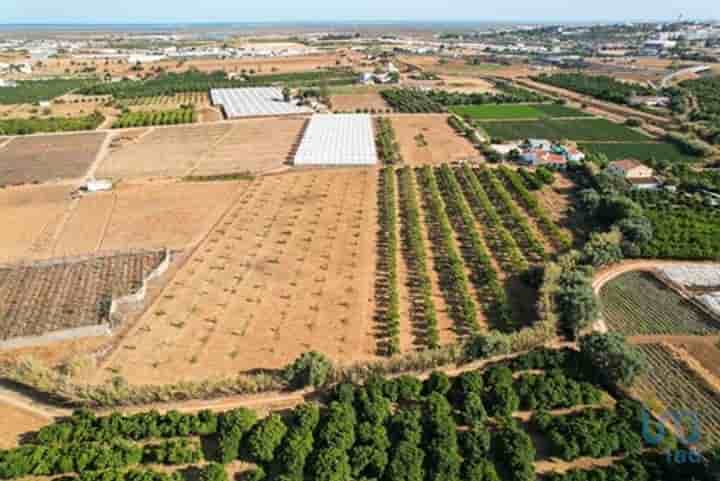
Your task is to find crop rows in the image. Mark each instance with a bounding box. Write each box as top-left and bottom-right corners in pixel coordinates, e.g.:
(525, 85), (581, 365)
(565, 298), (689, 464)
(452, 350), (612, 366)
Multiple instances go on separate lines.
(434, 165), (513, 331)
(498, 166), (572, 251)
(456, 164), (529, 274)
(397, 166), (439, 348)
(0, 112), (104, 136)
(599, 271), (720, 336)
(475, 167), (547, 261)
(111, 108), (196, 129)
(416, 166), (479, 335)
(375, 118), (402, 165)
(0, 251), (166, 340)
(125, 92), (209, 107)
(635, 343), (720, 447)
(376, 167), (401, 355)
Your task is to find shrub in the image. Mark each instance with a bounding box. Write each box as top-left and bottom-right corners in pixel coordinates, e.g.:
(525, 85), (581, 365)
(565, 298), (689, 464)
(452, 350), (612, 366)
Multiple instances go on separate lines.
(282, 351), (333, 389)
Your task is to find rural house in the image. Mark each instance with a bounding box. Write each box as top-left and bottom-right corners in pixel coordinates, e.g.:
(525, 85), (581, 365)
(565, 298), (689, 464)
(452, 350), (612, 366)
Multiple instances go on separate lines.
(607, 159), (655, 179)
(607, 159), (660, 190)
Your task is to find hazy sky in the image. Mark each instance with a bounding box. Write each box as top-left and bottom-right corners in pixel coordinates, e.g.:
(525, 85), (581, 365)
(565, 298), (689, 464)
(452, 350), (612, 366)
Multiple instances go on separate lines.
(0, 0), (717, 23)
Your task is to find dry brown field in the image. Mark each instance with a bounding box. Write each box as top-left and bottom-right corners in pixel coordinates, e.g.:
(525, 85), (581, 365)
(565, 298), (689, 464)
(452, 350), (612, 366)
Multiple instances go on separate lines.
(399, 55), (529, 78)
(28, 53), (348, 78)
(98, 118), (305, 179)
(0, 402), (49, 449)
(93, 168), (378, 385)
(0, 180), (241, 262)
(330, 93), (389, 112)
(390, 115), (480, 165)
(0, 184), (72, 262)
(437, 76), (496, 93)
(0, 132), (107, 186)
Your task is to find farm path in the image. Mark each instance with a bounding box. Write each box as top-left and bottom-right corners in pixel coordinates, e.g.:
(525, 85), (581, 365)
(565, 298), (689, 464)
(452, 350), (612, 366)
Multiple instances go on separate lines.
(0, 342), (574, 423)
(592, 259), (720, 295)
(84, 131), (114, 181)
(0, 137), (14, 150)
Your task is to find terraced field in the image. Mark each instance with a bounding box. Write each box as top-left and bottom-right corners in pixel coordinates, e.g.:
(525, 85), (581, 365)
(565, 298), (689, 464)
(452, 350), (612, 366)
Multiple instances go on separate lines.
(599, 271), (720, 336)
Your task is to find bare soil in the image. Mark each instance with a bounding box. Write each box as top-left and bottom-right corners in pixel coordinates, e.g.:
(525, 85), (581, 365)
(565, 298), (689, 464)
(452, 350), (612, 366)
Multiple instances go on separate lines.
(0, 132), (107, 186)
(0, 180), (241, 262)
(92, 168), (378, 385)
(390, 115), (481, 166)
(330, 93), (389, 112)
(0, 402), (50, 449)
(98, 119), (306, 180)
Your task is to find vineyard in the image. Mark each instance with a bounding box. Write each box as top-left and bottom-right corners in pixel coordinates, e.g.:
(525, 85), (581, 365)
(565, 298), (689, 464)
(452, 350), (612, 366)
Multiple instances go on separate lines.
(634, 343), (720, 447)
(629, 190), (720, 260)
(111, 108), (196, 129)
(0, 112), (104, 136)
(534, 73), (654, 105)
(0, 250), (166, 341)
(478, 118), (651, 142)
(578, 141), (702, 164)
(0, 78), (97, 105)
(599, 271), (720, 336)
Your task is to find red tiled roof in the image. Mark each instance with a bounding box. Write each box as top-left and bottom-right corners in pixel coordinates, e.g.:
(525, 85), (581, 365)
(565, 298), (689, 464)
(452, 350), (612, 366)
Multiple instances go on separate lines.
(610, 159), (642, 171)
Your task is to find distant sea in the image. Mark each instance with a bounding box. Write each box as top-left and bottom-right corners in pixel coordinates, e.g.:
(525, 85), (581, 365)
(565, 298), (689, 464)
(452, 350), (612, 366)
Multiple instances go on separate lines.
(0, 20), (610, 33)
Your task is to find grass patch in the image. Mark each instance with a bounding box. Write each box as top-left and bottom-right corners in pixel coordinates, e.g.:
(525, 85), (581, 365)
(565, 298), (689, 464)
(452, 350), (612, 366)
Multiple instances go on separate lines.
(479, 118), (650, 142)
(450, 103), (590, 120)
(579, 142), (702, 163)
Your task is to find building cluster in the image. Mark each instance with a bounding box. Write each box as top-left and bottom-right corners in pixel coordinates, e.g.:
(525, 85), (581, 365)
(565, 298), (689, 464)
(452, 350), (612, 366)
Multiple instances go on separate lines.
(490, 139), (585, 169)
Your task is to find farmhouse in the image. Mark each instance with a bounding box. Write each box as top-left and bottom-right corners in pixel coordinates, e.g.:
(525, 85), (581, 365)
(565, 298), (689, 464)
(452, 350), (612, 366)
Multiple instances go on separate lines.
(210, 87), (313, 119)
(608, 159), (660, 190)
(607, 159), (654, 179)
(294, 114), (378, 166)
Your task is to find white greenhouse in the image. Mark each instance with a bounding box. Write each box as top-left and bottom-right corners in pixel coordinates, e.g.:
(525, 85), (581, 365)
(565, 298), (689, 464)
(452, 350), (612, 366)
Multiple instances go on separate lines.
(293, 114), (378, 166)
(210, 87), (312, 118)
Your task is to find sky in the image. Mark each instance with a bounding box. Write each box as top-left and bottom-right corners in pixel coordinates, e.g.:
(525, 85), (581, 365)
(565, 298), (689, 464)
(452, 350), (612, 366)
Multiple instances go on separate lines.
(0, 0), (717, 24)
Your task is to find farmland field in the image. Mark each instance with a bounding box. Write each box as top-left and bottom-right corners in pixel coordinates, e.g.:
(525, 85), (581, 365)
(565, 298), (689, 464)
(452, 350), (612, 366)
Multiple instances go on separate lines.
(0, 184), (71, 263)
(449, 103), (589, 120)
(0, 250), (166, 341)
(0, 78), (97, 105)
(630, 190), (720, 260)
(330, 92), (389, 112)
(0, 402), (48, 449)
(0, 181), (241, 262)
(390, 115), (479, 165)
(579, 142), (701, 163)
(599, 271), (720, 336)
(94, 169), (378, 384)
(634, 343), (720, 447)
(478, 118), (651, 141)
(0, 132), (107, 186)
(98, 118), (305, 179)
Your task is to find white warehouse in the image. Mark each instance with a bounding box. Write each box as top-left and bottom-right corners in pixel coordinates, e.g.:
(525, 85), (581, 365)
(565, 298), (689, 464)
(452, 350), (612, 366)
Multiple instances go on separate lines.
(293, 114), (378, 166)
